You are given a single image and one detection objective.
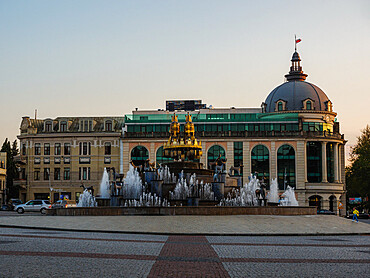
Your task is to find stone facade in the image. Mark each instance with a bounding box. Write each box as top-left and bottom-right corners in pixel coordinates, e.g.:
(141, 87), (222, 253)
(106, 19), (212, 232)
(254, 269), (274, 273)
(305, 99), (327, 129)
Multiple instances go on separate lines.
(16, 116), (124, 203)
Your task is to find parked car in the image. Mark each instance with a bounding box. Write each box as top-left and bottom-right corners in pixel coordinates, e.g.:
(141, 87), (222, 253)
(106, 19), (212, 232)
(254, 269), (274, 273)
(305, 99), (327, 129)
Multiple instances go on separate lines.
(51, 200), (76, 209)
(317, 209), (336, 215)
(8, 199), (23, 210)
(1, 204), (12, 211)
(14, 200), (51, 214)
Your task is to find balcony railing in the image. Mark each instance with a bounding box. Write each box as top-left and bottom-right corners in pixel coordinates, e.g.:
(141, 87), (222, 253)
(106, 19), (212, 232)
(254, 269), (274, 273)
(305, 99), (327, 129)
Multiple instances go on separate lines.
(123, 130), (344, 140)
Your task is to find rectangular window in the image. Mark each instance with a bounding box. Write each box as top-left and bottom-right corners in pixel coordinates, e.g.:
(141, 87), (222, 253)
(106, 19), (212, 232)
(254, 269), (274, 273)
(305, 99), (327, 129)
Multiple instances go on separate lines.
(44, 168), (50, 180)
(34, 169), (40, 180)
(55, 143), (61, 155)
(89, 121), (92, 131)
(54, 168), (60, 180)
(84, 121), (88, 132)
(64, 168), (70, 180)
(64, 143), (71, 155)
(79, 142), (91, 155)
(35, 143), (41, 156)
(234, 142), (243, 175)
(79, 167), (90, 180)
(22, 143), (26, 155)
(105, 142), (111, 155)
(44, 143), (50, 155)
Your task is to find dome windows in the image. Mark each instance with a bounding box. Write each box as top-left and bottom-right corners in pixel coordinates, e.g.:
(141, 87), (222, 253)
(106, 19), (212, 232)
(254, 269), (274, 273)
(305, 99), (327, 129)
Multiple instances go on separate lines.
(275, 100), (287, 112)
(302, 98), (315, 111)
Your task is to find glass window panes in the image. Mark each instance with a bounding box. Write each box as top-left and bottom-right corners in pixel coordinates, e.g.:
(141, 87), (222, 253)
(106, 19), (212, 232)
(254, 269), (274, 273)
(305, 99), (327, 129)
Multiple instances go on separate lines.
(207, 145), (226, 169)
(131, 146), (149, 166)
(307, 142), (322, 183)
(277, 144), (296, 189)
(251, 145), (269, 186)
(156, 146), (173, 166)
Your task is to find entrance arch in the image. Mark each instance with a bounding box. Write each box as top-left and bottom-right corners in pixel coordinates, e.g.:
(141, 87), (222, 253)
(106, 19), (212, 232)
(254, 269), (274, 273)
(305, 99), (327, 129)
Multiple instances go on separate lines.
(277, 144), (296, 190)
(130, 146), (149, 167)
(207, 145), (226, 170)
(251, 144), (269, 185)
(308, 195), (322, 210)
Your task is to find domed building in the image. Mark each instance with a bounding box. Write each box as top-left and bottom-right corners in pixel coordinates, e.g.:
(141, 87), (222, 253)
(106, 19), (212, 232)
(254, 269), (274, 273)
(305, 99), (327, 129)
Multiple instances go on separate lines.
(16, 48), (346, 213)
(264, 51), (332, 113)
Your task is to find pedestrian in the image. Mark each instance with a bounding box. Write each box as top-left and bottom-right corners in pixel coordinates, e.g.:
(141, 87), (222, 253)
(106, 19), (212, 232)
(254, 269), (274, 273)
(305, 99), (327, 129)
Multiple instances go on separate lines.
(352, 207), (359, 223)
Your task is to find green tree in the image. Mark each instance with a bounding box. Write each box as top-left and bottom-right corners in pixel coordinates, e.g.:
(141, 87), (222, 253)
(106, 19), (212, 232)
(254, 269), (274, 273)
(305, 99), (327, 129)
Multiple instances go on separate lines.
(346, 125), (370, 209)
(1, 138), (19, 200)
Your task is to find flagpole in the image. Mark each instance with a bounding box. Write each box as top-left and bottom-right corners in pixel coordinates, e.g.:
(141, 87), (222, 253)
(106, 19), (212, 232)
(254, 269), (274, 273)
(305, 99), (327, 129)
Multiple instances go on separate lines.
(295, 34), (297, 52)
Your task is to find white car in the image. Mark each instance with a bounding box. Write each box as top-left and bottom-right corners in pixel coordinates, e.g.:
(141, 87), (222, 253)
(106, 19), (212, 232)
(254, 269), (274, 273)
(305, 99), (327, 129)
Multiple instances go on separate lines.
(14, 200), (51, 214)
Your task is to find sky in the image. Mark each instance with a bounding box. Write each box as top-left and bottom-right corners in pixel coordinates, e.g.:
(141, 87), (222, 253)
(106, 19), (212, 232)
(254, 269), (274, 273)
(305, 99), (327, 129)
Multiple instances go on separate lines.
(0, 0), (369, 162)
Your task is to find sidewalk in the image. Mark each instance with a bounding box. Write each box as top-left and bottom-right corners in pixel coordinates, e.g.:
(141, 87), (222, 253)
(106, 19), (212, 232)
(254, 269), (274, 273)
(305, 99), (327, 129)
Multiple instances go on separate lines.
(0, 214), (369, 235)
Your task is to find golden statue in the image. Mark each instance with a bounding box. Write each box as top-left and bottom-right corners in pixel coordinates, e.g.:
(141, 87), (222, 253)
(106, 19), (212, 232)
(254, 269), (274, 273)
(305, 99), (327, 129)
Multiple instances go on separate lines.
(163, 113), (202, 161)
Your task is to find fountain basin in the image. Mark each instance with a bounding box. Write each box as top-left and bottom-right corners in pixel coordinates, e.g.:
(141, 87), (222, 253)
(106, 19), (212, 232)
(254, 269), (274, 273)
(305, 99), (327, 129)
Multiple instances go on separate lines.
(47, 206), (316, 216)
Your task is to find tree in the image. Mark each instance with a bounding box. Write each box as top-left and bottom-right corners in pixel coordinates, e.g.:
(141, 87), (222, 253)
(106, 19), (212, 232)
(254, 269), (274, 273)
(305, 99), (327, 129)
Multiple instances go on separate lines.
(346, 125), (370, 209)
(1, 138), (19, 200)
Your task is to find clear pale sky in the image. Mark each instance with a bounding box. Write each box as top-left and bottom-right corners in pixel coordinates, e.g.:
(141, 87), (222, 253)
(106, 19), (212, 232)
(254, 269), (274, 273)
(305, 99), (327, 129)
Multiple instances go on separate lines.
(0, 0), (369, 161)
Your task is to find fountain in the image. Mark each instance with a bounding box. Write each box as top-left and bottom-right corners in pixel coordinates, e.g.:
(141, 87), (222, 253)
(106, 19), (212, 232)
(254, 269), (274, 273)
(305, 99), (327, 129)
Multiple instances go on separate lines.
(280, 186), (299, 206)
(77, 189), (97, 207)
(219, 175), (261, 206)
(99, 167), (110, 198)
(122, 165), (143, 199)
(267, 178), (280, 205)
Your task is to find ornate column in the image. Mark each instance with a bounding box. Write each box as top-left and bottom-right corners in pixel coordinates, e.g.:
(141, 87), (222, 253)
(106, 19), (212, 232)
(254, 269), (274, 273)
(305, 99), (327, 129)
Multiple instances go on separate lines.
(296, 141), (306, 189)
(243, 142), (250, 178)
(149, 142), (155, 163)
(270, 142), (276, 179)
(322, 141), (327, 182)
(200, 142), (207, 168)
(334, 143), (339, 183)
(226, 141), (234, 174)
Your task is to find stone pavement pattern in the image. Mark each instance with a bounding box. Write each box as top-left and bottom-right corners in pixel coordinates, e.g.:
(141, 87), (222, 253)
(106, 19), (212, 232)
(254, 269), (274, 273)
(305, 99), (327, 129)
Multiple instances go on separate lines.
(0, 214), (369, 235)
(0, 227), (369, 278)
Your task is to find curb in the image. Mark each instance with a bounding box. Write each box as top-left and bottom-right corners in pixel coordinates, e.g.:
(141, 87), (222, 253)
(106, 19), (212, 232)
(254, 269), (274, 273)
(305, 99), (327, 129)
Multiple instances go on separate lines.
(1, 224), (369, 237)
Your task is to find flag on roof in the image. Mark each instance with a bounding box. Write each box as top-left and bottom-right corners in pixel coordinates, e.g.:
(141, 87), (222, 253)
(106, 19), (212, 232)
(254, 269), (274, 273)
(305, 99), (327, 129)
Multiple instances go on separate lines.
(296, 38), (301, 43)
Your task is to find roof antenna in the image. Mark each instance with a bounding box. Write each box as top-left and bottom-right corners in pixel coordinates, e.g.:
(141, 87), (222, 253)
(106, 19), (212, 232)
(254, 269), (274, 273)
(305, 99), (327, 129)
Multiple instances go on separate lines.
(35, 109), (37, 120)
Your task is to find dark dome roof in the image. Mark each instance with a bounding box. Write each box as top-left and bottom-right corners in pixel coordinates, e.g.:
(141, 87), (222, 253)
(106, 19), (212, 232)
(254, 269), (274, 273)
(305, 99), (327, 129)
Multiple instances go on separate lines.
(264, 80), (330, 112)
(264, 50), (332, 112)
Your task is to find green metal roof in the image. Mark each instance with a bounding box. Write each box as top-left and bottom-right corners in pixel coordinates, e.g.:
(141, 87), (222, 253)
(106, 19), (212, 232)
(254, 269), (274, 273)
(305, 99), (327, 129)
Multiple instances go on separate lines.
(124, 113), (299, 123)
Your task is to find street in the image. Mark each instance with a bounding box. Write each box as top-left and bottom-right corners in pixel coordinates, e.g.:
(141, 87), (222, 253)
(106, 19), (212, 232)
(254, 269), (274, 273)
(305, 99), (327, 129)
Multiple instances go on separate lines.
(0, 227), (369, 278)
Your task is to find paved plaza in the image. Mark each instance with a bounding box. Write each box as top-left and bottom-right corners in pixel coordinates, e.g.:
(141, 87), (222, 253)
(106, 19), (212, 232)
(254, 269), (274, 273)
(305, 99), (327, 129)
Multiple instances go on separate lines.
(0, 213), (369, 277)
(0, 213), (369, 235)
(0, 227), (369, 278)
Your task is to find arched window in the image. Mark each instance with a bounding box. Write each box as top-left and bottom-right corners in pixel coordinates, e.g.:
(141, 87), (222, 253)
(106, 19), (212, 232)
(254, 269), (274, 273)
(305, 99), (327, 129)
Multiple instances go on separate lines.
(105, 120), (112, 132)
(130, 146), (149, 167)
(307, 142), (322, 183)
(326, 143), (334, 183)
(306, 100), (312, 110)
(60, 121), (67, 132)
(278, 102), (283, 111)
(277, 145), (295, 190)
(45, 121), (52, 132)
(207, 145), (226, 170)
(156, 146), (173, 166)
(251, 145), (269, 185)
(309, 195), (322, 210)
